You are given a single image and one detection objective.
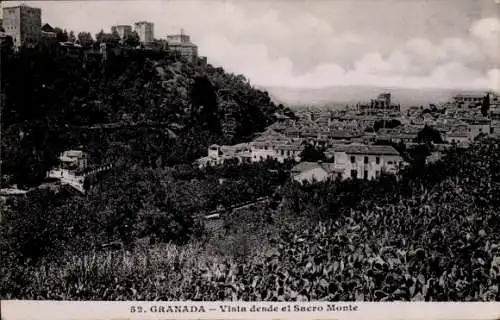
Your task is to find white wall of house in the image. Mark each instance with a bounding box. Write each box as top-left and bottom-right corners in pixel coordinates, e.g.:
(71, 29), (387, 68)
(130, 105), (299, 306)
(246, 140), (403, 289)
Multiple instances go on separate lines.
(292, 167), (330, 184)
(444, 135), (469, 144)
(467, 124), (490, 140)
(335, 152), (401, 180)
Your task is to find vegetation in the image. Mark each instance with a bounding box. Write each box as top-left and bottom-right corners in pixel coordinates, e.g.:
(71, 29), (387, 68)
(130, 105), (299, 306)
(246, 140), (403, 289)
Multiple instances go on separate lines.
(299, 144), (327, 162)
(1, 137), (499, 301)
(1, 42), (286, 187)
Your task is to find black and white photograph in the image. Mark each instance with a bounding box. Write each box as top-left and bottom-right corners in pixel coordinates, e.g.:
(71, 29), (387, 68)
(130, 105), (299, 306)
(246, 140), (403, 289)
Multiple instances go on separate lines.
(0, 0), (500, 303)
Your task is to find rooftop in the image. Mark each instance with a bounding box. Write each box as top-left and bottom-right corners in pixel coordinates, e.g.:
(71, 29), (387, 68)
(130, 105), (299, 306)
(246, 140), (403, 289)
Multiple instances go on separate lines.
(331, 144), (400, 155)
(291, 162), (342, 174)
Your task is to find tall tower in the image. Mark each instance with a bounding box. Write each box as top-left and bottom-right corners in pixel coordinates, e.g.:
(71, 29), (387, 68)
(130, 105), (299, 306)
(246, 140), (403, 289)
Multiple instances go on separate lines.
(134, 21), (154, 44)
(2, 4), (42, 48)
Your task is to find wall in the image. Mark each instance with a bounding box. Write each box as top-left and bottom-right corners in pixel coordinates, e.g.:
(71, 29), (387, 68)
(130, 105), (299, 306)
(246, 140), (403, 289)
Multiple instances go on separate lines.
(335, 151), (401, 180)
(293, 167), (329, 184)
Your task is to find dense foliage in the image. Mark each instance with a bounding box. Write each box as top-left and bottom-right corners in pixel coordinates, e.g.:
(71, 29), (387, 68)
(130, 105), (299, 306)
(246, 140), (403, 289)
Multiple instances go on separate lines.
(2, 137), (499, 301)
(1, 44), (287, 187)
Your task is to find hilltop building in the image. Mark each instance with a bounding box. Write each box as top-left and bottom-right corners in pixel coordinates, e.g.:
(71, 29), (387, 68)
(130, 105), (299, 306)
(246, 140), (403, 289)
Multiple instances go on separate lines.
(166, 30), (198, 61)
(357, 93), (400, 114)
(2, 4), (42, 48)
(134, 21), (154, 44)
(111, 25), (132, 40)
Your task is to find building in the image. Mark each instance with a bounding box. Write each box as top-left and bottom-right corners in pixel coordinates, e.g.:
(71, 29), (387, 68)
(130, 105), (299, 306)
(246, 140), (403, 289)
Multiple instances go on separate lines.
(452, 93), (484, 108)
(47, 150), (89, 181)
(134, 21), (154, 44)
(166, 30), (198, 61)
(291, 162), (343, 184)
(59, 150), (88, 172)
(40, 23), (56, 44)
(2, 4), (42, 48)
(464, 118), (491, 140)
(358, 92), (400, 113)
(444, 129), (469, 145)
(329, 144), (402, 180)
(111, 25), (132, 40)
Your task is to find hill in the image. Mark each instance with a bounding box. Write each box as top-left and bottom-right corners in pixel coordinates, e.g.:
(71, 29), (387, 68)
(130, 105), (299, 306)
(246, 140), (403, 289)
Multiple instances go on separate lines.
(0, 45), (292, 187)
(262, 85), (491, 109)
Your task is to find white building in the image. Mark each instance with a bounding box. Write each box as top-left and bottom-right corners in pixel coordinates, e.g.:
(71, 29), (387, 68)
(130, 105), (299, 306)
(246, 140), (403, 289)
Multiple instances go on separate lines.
(194, 129), (304, 168)
(444, 130), (469, 145)
(46, 150), (89, 187)
(329, 144), (402, 180)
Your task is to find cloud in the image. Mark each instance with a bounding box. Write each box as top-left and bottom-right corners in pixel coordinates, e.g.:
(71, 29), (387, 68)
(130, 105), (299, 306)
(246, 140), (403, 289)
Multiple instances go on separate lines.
(4, 1), (499, 91)
(198, 14), (500, 91)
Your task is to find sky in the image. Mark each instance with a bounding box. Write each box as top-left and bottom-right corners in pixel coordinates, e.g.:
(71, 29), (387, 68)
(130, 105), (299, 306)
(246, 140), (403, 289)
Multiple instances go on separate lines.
(3, 0), (500, 92)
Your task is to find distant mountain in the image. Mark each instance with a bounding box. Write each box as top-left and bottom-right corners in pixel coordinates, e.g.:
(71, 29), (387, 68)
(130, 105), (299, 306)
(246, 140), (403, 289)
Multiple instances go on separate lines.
(260, 85), (491, 109)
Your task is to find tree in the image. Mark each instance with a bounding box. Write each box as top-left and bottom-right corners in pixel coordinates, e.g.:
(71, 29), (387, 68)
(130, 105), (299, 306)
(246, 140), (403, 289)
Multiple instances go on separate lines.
(0, 35), (14, 55)
(481, 93), (490, 117)
(124, 31), (140, 48)
(416, 125), (443, 144)
(95, 29), (105, 43)
(54, 27), (68, 42)
(299, 144), (326, 162)
(77, 32), (94, 48)
(109, 30), (121, 44)
(68, 30), (76, 43)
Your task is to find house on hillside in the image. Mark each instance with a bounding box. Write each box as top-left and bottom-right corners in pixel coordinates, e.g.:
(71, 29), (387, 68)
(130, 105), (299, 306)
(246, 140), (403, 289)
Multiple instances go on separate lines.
(444, 129), (469, 145)
(47, 150), (89, 179)
(291, 161), (343, 184)
(463, 118), (491, 140)
(329, 144), (402, 180)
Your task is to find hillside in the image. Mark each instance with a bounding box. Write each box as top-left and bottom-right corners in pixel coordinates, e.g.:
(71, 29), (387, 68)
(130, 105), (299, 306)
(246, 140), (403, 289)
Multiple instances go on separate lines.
(1, 137), (499, 301)
(0, 46), (292, 187)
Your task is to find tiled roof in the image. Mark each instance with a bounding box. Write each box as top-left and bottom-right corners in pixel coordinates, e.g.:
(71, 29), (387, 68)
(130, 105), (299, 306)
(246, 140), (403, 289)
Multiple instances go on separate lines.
(291, 162), (341, 174)
(447, 131), (468, 138)
(331, 144), (400, 155)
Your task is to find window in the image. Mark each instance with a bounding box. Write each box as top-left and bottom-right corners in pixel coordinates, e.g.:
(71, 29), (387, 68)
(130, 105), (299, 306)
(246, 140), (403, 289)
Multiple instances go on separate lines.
(376, 157), (380, 164)
(375, 170), (380, 178)
(364, 156), (368, 164)
(364, 170), (368, 180)
(351, 170), (357, 178)
(387, 161), (393, 165)
(350, 156), (356, 163)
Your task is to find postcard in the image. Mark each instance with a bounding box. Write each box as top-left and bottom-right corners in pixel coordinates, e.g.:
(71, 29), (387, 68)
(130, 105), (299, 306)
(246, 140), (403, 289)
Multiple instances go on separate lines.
(0, 0), (499, 319)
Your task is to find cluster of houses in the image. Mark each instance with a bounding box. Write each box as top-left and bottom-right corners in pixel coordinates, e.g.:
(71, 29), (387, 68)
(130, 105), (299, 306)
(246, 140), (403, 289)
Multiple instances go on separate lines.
(194, 125), (403, 184)
(195, 91), (500, 184)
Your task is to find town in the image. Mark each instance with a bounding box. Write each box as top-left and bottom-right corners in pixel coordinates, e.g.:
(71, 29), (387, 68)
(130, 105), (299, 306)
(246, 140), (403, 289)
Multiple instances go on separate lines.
(1, 1), (499, 304)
